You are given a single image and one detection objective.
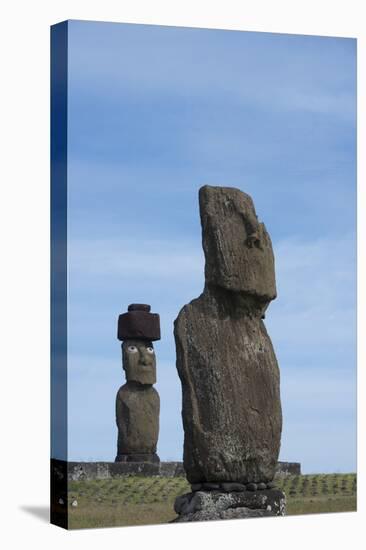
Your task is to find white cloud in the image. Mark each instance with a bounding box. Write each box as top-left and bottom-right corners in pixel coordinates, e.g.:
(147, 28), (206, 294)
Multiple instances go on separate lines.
(69, 22), (355, 123)
(69, 237), (204, 282)
(267, 234), (356, 356)
(281, 366), (356, 415)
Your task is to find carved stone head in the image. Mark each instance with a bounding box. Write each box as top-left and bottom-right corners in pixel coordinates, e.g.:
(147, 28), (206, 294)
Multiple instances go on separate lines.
(122, 339), (157, 385)
(199, 185), (276, 302)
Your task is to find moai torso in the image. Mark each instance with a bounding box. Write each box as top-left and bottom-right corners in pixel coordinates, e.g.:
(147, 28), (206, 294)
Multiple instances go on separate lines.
(174, 186), (282, 484)
(115, 304), (160, 463)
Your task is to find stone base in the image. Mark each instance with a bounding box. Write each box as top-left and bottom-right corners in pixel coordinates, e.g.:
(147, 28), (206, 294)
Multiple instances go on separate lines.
(115, 452), (160, 464)
(172, 489), (286, 523)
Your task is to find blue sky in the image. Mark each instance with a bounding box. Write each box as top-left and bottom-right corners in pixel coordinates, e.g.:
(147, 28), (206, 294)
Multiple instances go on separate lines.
(65, 20), (356, 473)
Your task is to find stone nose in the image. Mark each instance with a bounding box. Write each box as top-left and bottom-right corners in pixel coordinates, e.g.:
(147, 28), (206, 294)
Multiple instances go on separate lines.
(139, 348), (152, 365)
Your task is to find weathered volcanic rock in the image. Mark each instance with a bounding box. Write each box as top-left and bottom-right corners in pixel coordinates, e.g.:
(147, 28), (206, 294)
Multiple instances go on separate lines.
(173, 489), (286, 522)
(115, 304), (161, 463)
(174, 185), (282, 484)
(200, 185), (276, 300)
(115, 382), (160, 461)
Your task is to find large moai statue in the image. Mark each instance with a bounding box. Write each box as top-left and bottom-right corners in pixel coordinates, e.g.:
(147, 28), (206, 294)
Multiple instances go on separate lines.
(173, 185), (285, 521)
(115, 304), (160, 463)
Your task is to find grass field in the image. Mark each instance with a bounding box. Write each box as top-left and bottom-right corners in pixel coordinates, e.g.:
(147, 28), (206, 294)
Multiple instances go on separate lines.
(67, 473), (356, 529)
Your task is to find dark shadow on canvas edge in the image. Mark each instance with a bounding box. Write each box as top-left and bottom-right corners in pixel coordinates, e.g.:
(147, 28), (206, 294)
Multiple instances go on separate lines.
(20, 505), (50, 523)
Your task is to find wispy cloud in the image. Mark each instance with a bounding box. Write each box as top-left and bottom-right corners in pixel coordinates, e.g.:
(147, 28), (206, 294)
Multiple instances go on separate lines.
(68, 21), (355, 123)
(69, 237), (204, 283)
(274, 234), (356, 308)
(68, 232), (355, 305)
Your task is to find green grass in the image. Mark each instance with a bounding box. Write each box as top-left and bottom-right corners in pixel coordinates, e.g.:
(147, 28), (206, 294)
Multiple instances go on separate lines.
(67, 473), (357, 529)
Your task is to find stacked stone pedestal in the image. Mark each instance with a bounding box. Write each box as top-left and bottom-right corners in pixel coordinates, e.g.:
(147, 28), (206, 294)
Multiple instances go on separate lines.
(173, 486), (286, 522)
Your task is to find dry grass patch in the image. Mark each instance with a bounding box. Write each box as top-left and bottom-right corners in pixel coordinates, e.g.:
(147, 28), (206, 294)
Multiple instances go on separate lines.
(67, 473), (356, 529)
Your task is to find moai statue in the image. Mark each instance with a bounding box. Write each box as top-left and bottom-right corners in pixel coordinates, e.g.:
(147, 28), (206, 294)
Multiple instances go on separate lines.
(115, 304), (160, 463)
(173, 185), (285, 522)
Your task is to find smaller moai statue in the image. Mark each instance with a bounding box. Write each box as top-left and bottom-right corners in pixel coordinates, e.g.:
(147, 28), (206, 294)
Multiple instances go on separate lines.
(115, 304), (160, 463)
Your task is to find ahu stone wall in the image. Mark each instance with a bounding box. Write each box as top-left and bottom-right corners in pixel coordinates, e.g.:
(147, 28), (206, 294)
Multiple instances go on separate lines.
(51, 459), (300, 482)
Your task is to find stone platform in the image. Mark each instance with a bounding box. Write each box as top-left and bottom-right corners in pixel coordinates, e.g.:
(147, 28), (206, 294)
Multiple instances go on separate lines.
(51, 459), (300, 482)
(64, 460), (185, 481)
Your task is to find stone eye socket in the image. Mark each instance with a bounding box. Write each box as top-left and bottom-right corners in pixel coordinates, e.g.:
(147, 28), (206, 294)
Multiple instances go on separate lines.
(127, 345), (138, 353)
(146, 346), (154, 354)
